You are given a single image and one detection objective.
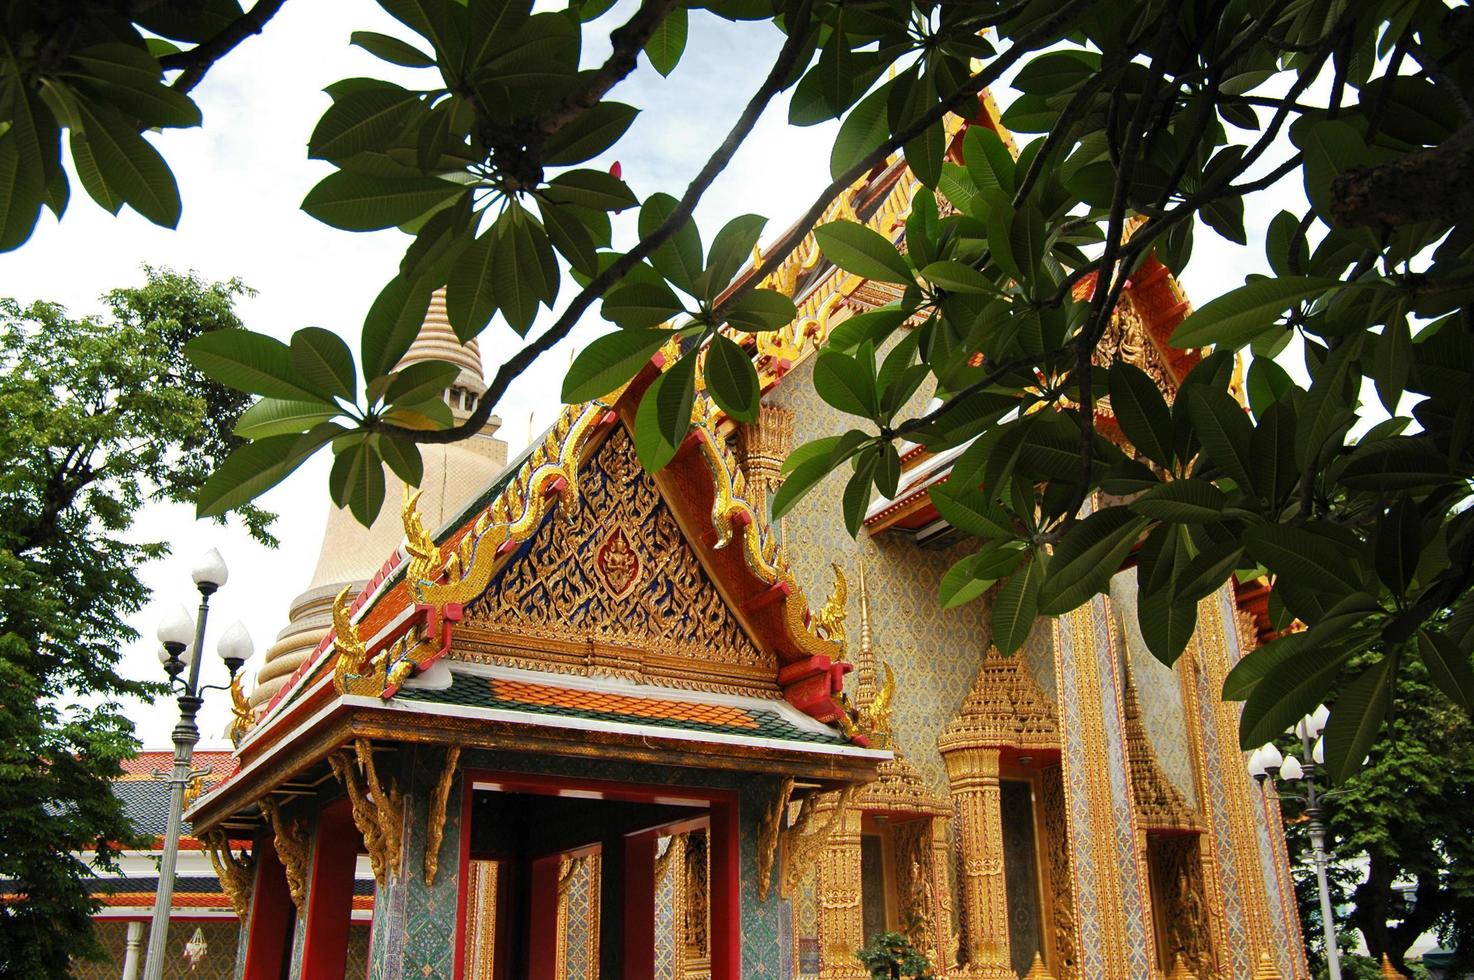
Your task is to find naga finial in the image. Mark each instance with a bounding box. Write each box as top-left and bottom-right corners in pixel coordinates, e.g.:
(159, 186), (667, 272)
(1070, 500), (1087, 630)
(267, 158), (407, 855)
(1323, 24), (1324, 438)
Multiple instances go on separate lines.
(227, 673), (255, 746)
(814, 562), (848, 653)
(331, 585), (368, 694)
(402, 486), (439, 593)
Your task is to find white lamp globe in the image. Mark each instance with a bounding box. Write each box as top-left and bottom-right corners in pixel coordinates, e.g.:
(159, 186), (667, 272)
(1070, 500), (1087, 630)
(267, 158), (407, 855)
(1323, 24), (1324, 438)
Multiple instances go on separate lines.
(156, 644), (172, 665)
(1309, 703), (1330, 737)
(1312, 737), (1325, 765)
(1280, 756), (1305, 781)
(1259, 742), (1283, 770)
(191, 548), (229, 590)
(1247, 748), (1267, 778)
(156, 604), (195, 647)
(216, 621), (254, 665)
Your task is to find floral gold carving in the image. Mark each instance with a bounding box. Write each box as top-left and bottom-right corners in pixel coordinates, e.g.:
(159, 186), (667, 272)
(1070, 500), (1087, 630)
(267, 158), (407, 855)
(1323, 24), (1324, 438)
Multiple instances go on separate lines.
(260, 796), (309, 916)
(329, 738), (405, 887)
(200, 829), (254, 920)
(758, 777), (795, 901)
(423, 745), (460, 886)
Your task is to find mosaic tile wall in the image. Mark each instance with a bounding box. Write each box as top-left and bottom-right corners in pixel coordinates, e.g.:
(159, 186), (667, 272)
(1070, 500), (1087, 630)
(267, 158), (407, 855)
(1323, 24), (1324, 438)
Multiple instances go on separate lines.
(367, 745), (464, 980)
(563, 855), (598, 980)
(1109, 571), (1199, 808)
(766, 357), (998, 797)
(73, 919), (242, 980)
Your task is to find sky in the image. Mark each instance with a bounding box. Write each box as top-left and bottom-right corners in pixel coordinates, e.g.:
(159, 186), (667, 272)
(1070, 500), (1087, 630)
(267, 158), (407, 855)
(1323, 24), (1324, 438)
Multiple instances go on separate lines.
(0, 2), (1290, 748)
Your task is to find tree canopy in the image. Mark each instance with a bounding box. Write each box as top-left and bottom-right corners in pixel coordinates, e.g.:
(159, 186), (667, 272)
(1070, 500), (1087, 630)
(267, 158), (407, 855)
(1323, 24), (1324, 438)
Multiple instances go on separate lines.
(3, 0), (1473, 778)
(0, 269), (266, 976)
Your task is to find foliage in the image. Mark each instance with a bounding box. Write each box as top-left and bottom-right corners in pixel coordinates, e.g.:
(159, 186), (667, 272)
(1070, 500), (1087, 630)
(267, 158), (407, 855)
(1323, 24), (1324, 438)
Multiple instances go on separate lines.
(0, 269), (269, 976)
(1280, 653), (1474, 975)
(4, 0), (1474, 761)
(855, 931), (936, 980)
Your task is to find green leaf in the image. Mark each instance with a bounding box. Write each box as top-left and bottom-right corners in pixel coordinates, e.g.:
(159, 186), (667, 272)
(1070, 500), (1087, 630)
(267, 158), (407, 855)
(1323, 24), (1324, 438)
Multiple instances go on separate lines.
(724, 289), (796, 333)
(330, 437), (387, 526)
(1243, 524), (1365, 597)
(302, 171), (462, 230)
(814, 220), (912, 285)
(1185, 385), (1255, 493)
(1169, 276), (1339, 349)
(289, 327), (357, 401)
(233, 398), (339, 439)
(829, 83), (889, 180)
(1373, 313), (1412, 413)
(562, 328), (670, 402)
(1250, 398), (1298, 505)
(544, 168), (638, 211)
(634, 352), (698, 472)
(905, 120), (945, 189)
(1108, 361), (1174, 468)
(1038, 509), (1146, 615)
(919, 261), (999, 295)
(602, 280), (685, 329)
(0, 81), (46, 250)
(377, 433), (425, 486)
(73, 99), (181, 227)
(1238, 633), (1365, 749)
(827, 305), (908, 353)
(1418, 630), (1474, 715)
(447, 228), (500, 340)
(875, 442), (900, 497)
(771, 452), (834, 520)
(308, 86), (420, 161)
(65, 44), (203, 128)
(644, 5), (688, 76)
(1130, 479), (1226, 522)
(991, 553), (1044, 655)
(385, 359), (460, 406)
(1173, 543), (1243, 604)
(1374, 499), (1419, 595)
(639, 191), (703, 296)
(543, 101), (639, 167)
(196, 426), (340, 518)
(1137, 589), (1198, 666)
(362, 274), (435, 377)
(382, 396), (453, 430)
(703, 213), (766, 303)
(1320, 654), (1395, 785)
(491, 202), (559, 335)
(813, 347), (879, 419)
(704, 333), (760, 423)
(842, 448), (879, 538)
(962, 125), (1014, 196)
(929, 483), (1014, 538)
(185, 330), (322, 401)
(351, 30), (436, 67)
(1223, 630), (1313, 701)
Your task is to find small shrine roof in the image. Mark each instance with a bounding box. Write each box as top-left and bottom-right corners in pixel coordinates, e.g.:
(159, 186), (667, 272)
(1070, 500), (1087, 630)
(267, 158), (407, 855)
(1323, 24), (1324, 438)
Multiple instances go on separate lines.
(392, 663), (868, 755)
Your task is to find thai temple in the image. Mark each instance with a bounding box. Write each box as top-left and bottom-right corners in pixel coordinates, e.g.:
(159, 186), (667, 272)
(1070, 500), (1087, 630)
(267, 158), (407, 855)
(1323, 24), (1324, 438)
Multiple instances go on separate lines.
(83, 105), (1308, 979)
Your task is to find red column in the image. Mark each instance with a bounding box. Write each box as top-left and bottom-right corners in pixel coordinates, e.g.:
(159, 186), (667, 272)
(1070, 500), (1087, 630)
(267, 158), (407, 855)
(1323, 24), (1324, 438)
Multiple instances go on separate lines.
(622, 832), (659, 980)
(300, 796), (360, 978)
(242, 833), (294, 980)
(709, 801), (740, 980)
(527, 856), (562, 980)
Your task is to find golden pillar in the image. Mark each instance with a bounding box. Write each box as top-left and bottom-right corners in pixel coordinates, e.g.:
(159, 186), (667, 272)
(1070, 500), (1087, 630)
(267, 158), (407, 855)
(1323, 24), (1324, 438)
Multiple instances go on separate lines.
(817, 803), (869, 980)
(940, 745), (1015, 979)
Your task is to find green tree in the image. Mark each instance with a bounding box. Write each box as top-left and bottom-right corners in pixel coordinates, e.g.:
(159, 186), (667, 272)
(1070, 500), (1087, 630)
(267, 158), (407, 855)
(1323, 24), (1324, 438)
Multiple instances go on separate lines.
(4, 0), (1473, 766)
(0, 268), (269, 976)
(1280, 654), (1474, 975)
(856, 931), (936, 980)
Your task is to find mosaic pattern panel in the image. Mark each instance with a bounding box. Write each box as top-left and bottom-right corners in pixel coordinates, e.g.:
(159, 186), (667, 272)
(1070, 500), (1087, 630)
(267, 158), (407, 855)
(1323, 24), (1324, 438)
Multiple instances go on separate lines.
(767, 356), (991, 796)
(71, 919), (240, 980)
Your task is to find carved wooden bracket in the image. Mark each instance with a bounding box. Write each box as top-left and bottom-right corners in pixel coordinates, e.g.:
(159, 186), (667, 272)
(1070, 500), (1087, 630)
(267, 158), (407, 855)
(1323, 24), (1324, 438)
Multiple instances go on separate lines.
(260, 797), (309, 916)
(756, 776), (794, 902)
(200, 829), (254, 920)
(779, 785), (855, 900)
(423, 745), (461, 886)
(329, 738), (405, 888)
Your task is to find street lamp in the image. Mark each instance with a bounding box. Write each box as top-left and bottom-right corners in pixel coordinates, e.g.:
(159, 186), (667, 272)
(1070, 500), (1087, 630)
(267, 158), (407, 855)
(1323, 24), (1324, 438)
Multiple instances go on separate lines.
(1250, 704), (1342, 980)
(142, 549), (252, 980)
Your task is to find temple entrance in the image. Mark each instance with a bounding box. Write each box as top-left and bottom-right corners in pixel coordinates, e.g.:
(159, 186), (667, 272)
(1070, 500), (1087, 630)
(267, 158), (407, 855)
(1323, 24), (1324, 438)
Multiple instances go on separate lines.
(456, 771), (734, 980)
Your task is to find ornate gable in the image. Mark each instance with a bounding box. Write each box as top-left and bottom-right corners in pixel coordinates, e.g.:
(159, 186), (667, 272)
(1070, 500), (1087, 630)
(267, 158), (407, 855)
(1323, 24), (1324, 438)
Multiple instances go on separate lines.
(457, 428), (775, 693)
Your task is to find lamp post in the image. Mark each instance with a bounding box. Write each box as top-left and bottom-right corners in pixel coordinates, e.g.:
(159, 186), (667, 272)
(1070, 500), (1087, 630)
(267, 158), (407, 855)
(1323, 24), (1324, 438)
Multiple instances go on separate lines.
(142, 549), (253, 980)
(1249, 703), (1341, 980)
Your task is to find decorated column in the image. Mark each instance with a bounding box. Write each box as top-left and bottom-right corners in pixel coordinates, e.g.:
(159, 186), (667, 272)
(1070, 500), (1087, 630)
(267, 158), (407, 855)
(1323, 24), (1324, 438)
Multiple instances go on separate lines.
(940, 745), (1013, 978)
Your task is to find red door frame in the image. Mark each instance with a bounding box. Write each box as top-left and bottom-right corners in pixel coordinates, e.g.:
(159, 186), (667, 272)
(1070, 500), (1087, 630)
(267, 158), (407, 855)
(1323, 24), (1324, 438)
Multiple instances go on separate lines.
(452, 768), (741, 980)
(241, 833), (295, 980)
(300, 795), (360, 979)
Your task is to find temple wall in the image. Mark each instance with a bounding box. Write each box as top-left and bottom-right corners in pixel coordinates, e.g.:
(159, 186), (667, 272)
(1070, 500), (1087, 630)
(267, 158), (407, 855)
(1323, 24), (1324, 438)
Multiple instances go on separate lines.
(1109, 571), (1199, 808)
(765, 357), (994, 797)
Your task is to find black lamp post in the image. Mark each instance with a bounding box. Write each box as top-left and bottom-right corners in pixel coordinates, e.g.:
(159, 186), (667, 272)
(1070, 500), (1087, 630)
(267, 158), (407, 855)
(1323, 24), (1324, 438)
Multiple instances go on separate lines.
(142, 548), (253, 980)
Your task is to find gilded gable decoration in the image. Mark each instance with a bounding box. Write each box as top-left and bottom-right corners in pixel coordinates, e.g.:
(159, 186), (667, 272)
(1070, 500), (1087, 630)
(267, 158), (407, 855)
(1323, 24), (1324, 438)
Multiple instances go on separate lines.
(1123, 668), (1202, 834)
(938, 647), (1060, 756)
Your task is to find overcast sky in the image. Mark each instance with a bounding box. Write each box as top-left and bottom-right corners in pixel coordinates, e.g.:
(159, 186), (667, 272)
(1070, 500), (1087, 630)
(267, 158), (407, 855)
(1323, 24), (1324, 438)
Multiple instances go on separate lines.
(0, 2), (1286, 747)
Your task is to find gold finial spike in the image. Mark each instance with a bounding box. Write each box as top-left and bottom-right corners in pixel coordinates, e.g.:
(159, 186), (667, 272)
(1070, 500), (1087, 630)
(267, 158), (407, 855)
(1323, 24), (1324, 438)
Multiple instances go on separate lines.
(855, 558), (877, 706)
(1023, 951), (1057, 980)
(1380, 954), (1407, 979)
(1252, 951), (1283, 980)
